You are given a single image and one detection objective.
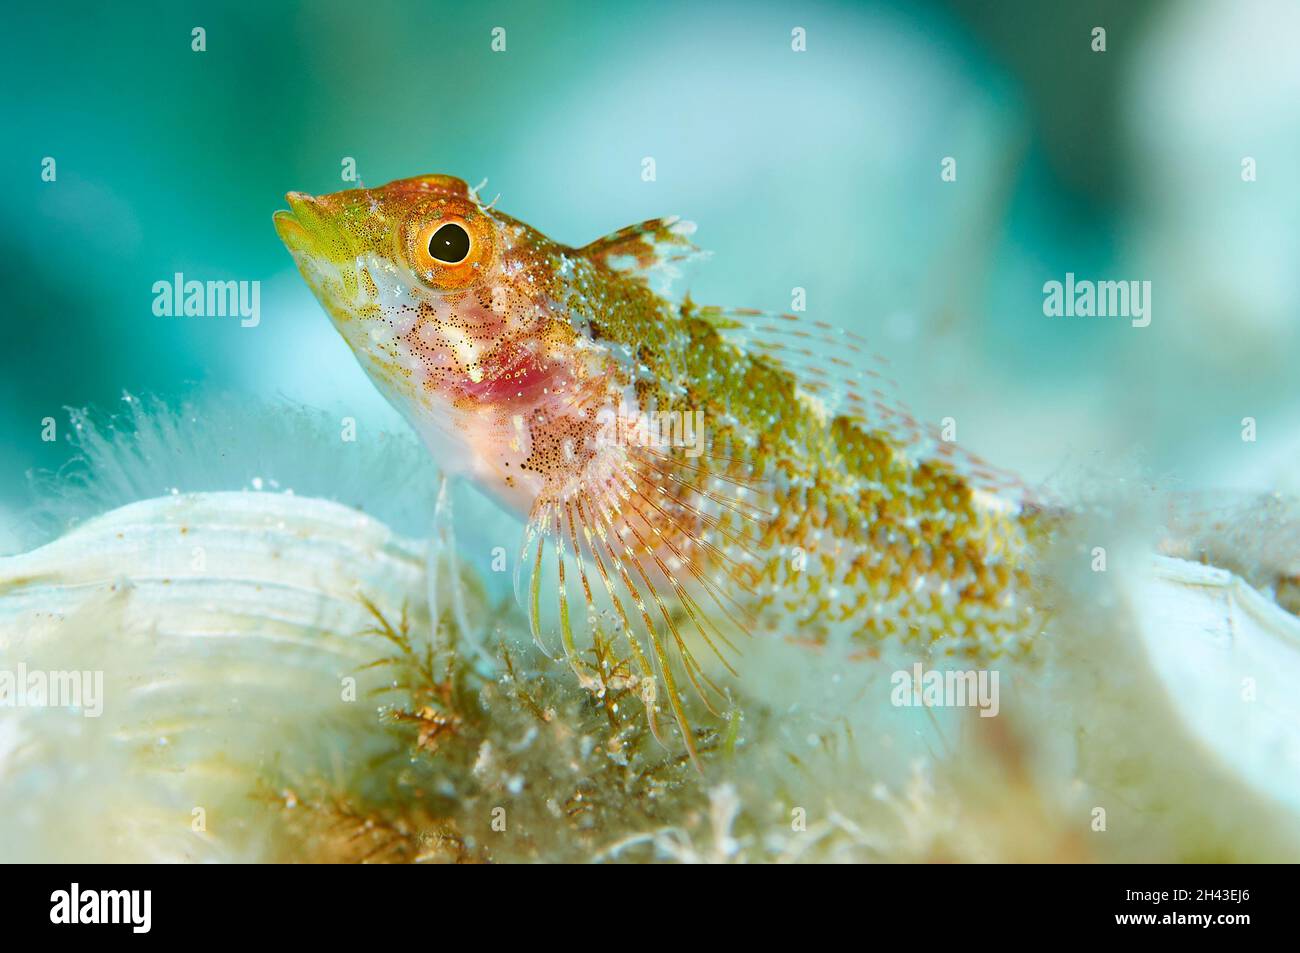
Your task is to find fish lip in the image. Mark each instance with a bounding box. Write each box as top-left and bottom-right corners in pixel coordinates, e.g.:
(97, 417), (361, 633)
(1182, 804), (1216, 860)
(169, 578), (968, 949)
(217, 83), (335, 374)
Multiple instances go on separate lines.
(284, 190), (320, 216)
(272, 208), (310, 256)
(273, 191), (325, 257)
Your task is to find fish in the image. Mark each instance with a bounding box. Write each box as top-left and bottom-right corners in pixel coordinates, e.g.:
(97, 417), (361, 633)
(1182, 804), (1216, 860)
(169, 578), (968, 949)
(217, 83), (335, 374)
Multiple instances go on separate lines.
(274, 173), (1044, 762)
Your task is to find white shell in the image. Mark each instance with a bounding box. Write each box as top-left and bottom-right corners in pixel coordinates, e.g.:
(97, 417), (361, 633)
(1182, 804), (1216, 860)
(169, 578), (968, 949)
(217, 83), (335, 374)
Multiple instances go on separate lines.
(1138, 555), (1300, 816)
(0, 492), (429, 862)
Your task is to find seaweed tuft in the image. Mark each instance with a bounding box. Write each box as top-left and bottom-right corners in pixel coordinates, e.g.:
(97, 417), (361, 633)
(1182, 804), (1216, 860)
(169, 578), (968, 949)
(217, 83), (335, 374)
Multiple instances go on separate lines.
(267, 594), (721, 863)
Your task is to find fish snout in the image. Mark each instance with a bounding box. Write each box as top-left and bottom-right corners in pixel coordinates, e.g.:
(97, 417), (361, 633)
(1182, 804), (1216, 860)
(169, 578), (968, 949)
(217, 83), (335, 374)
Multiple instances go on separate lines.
(273, 192), (332, 258)
(285, 191), (323, 218)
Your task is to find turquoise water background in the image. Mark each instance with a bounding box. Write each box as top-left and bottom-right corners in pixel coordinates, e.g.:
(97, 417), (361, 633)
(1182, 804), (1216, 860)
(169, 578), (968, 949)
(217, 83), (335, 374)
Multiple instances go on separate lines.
(4, 0), (1298, 542)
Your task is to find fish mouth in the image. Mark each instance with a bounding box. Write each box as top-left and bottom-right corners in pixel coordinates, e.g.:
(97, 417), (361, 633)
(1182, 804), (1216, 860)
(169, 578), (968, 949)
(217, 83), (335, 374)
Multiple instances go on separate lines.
(273, 191), (332, 260)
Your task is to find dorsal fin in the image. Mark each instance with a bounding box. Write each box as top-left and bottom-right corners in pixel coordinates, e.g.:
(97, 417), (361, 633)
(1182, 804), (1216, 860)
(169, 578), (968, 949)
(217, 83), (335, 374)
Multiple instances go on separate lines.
(687, 303), (1045, 508)
(577, 217), (705, 292)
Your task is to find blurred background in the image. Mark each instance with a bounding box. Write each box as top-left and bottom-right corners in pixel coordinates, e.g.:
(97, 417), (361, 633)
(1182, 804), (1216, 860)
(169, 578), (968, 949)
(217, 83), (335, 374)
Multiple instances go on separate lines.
(3, 0), (1298, 550)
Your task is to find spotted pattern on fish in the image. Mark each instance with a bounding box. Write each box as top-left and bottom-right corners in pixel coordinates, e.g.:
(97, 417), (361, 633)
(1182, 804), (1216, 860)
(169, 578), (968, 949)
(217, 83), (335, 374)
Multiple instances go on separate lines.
(275, 173), (1047, 762)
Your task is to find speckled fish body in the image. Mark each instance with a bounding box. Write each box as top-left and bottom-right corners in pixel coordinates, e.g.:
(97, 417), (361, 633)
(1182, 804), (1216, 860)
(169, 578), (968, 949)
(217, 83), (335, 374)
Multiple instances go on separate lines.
(275, 174), (1042, 755)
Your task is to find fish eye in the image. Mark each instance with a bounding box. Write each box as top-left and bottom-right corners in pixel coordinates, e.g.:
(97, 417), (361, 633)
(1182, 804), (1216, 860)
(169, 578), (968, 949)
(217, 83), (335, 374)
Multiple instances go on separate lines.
(428, 222), (471, 264)
(407, 209), (494, 290)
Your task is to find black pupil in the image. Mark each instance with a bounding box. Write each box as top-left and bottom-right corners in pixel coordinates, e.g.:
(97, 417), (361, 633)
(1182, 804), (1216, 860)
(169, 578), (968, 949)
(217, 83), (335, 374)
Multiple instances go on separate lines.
(429, 223), (470, 263)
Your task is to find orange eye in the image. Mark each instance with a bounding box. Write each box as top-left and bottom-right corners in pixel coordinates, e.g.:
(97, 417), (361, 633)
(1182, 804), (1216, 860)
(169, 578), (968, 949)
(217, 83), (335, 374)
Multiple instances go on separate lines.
(407, 208), (495, 291)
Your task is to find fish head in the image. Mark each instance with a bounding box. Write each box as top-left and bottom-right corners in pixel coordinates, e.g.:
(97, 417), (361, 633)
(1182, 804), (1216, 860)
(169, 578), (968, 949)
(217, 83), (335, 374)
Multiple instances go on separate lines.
(274, 173), (628, 514)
